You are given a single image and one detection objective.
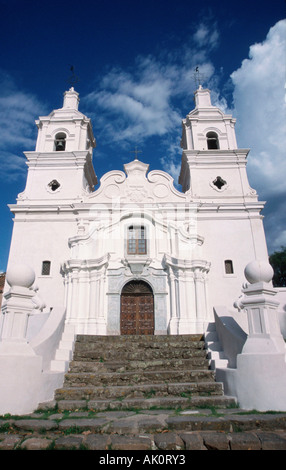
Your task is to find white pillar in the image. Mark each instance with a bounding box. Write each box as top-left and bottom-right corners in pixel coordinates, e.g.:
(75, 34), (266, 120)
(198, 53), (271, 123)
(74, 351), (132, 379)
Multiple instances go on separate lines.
(0, 264), (44, 415)
(0, 264), (37, 355)
(168, 270), (179, 334)
(70, 268), (80, 321)
(234, 260), (286, 411)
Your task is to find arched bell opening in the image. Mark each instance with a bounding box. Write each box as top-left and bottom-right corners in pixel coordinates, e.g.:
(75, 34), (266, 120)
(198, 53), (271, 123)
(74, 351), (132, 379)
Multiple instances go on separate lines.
(206, 131), (220, 150)
(54, 132), (66, 151)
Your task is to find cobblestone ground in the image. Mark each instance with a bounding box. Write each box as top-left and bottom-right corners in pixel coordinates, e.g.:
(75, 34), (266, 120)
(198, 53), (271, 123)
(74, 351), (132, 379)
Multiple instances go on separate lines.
(1, 405), (286, 450)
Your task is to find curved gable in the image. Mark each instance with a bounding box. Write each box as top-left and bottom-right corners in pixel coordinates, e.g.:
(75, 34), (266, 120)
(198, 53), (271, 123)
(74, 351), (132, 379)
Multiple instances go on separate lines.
(88, 159), (187, 203)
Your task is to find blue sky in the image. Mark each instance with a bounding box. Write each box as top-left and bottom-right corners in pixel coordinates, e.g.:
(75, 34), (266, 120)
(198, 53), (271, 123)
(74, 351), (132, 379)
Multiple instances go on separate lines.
(0, 0), (285, 272)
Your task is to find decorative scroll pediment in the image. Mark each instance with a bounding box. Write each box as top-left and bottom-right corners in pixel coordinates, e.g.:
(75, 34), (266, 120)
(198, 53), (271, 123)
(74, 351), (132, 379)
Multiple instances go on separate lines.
(88, 159), (189, 203)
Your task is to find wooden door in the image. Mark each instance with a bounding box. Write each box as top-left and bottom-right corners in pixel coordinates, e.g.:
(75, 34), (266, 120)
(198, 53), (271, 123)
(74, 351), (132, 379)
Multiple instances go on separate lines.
(120, 281), (154, 335)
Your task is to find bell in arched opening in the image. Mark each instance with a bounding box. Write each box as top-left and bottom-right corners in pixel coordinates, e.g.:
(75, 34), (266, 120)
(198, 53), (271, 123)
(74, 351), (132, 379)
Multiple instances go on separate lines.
(206, 131), (220, 150)
(54, 132), (66, 151)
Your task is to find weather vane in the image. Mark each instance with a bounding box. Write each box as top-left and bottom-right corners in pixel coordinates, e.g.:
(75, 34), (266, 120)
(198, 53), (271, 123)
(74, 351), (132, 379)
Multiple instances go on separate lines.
(67, 65), (80, 88)
(193, 66), (205, 88)
(130, 146), (142, 160)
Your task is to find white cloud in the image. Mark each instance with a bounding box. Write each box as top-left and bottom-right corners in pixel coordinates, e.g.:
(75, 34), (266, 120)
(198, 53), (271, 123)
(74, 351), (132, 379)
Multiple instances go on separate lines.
(81, 20), (218, 183)
(230, 19), (286, 198)
(0, 92), (43, 149)
(0, 152), (27, 181)
(193, 22), (220, 50)
(84, 59), (183, 145)
(83, 53), (216, 156)
(0, 73), (46, 181)
(230, 19), (286, 253)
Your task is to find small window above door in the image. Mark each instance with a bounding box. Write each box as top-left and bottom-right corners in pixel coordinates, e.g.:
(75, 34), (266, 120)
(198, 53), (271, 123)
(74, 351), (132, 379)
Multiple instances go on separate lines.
(127, 226), (147, 255)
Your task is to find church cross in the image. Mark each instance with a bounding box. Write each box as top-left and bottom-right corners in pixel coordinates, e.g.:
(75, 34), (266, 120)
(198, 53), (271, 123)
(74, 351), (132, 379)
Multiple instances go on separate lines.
(193, 66), (205, 88)
(67, 65), (80, 88)
(130, 146), (142, 160)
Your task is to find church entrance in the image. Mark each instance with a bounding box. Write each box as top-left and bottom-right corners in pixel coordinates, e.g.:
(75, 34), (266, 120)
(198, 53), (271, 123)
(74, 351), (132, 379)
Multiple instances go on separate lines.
(120, 280), (154, 335)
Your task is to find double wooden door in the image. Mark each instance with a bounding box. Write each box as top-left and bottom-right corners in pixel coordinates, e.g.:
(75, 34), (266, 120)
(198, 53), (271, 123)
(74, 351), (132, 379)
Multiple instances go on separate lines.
(120, 281), (154, 335)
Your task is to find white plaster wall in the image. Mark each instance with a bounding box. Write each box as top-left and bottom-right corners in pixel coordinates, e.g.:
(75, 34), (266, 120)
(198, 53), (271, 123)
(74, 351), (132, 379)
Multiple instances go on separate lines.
(5, 217), (76, 310)
(20, 151), (93, 201)
(276, 288), (286, 337)
(198, 214), (269, 315)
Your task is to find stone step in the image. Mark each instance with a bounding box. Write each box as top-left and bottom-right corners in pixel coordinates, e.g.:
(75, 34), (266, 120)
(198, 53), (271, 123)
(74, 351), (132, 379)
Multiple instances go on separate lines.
(56, 394), (237, 412)
(76, 334), (203, 344)
(74, 341), (205, 352)
(2, 407), (286, 449)
(73, 335), (207, 362)
(54, 334), (235, 412)
(73, 346), (206, 362)
(69, 356), (209, 373)
(63, 369), (215, 387)
(73, 335), (205, 358)
(55, 380), (224, 401)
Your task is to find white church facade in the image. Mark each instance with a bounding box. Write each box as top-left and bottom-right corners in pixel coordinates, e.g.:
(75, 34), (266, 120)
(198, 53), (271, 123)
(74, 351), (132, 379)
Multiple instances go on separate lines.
(4, 86), (269, 337)
(2, 85), (286, 415)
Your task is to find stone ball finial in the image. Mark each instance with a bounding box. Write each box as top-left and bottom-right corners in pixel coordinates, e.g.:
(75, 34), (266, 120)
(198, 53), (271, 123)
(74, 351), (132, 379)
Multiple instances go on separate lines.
(6, 264), (35, 289)
(244, 260), (274, 284)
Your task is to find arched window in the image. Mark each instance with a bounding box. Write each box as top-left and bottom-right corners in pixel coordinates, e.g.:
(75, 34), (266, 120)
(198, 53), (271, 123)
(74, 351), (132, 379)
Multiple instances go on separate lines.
(224, 260), (234, 274)
(207, 131), (219, 150)
(41, 260), (51, 276)
(127, 226), (147, 255)
(54, 132), (66, 151)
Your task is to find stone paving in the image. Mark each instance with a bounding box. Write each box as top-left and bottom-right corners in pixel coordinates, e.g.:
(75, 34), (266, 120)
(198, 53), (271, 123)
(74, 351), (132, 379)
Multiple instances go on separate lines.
(1, 404), (286, 450)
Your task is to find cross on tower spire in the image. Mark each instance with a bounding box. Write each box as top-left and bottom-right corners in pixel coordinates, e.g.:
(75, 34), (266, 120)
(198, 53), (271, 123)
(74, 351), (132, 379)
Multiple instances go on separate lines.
(193, 66), (205, 89)
(67, 65), (80, 88)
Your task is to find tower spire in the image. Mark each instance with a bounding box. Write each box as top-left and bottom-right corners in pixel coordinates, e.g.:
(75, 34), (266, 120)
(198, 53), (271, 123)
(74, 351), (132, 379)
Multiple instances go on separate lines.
(63, 87), (79, 110)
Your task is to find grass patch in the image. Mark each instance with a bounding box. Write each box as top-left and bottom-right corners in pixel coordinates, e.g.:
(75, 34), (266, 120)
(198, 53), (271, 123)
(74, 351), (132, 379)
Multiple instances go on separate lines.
(62, 425), (85, 435)
(0, 422), (11, 433)
(144, 389), (157, 399)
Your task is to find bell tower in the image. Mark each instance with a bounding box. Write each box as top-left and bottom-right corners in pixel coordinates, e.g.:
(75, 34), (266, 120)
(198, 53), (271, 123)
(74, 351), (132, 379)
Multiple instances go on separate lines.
(19, 87), (97, 202)
(178, 85), (269, 310)
(179, 86), (257, 204)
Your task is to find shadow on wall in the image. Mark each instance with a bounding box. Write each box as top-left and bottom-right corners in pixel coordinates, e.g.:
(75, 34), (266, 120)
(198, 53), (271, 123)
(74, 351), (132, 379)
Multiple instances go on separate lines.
(213, 306), (248, 368)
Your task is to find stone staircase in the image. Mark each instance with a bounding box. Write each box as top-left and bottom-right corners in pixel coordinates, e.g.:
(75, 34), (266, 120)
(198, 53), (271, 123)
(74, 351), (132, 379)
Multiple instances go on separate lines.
(55, 334), (236, 411)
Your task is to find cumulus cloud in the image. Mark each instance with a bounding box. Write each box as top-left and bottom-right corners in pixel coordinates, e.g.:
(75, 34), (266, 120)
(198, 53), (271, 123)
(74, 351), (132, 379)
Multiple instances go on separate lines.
(193, 22), (220, 50)
(231, 19), (286, 196)
(0, 72), (46, 181)
(230, 19), (286, 252)
(84, 19), (286, 252)
(84, 59), (182, 146)
(82, 22), (218, 172)
(0, 152), (27, 181)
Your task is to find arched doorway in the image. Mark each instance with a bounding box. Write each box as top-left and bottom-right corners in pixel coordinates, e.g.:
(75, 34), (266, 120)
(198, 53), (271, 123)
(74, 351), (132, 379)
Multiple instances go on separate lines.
(120, 280), (154, 335)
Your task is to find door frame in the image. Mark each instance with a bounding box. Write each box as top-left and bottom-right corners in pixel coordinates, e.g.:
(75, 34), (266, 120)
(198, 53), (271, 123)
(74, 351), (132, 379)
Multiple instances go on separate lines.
(120, 280), (154, 335)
